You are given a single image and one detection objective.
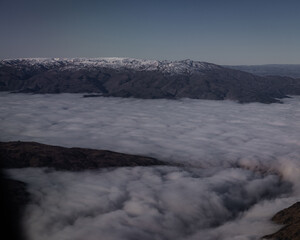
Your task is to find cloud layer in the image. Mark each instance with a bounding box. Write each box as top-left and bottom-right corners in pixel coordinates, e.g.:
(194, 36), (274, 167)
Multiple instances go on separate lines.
(1, 93), (299, 167)
(1, 92), (300, 240)
(8, 167), (292, 240)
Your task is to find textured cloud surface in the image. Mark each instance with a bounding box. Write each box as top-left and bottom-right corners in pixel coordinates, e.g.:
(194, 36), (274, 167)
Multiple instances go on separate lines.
(1, 93), (300, 240)
(8, 167), (292, 240)
(1, 93), (299, 167)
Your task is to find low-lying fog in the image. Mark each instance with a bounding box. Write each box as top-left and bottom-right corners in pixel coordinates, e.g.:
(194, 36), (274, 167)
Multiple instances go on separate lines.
(1, 92), (300, 240)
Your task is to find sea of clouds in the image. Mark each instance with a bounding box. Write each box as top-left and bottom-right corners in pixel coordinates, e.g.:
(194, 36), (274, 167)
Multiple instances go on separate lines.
(1, 92), (300, 240)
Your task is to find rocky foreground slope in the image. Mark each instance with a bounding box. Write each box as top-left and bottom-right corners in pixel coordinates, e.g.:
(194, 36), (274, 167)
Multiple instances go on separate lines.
(263, 202), (300, 240)
(0, 171), (29, 240)
(1, 58), (300, 103)
(0, 141), (166, 170)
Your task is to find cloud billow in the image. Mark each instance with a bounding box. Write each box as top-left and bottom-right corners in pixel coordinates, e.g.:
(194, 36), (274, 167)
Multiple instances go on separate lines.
(8, 166), (291, 240)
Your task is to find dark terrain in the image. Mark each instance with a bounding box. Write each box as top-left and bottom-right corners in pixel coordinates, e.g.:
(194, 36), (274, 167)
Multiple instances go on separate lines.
(1, 58), (300, 103)
(0, 171), (29, 240)
(263, 202), (300, 240)
(0, 141), (166, 170)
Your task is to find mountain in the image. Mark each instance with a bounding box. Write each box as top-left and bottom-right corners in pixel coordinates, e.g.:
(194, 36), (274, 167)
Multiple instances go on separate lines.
(1, 58), (300, 103)
(225, 64), (300, 78)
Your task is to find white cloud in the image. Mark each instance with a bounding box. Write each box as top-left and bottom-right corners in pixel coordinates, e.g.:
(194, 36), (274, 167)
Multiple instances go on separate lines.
(7, 167), (292, 240)
(1, 92), (300, 240)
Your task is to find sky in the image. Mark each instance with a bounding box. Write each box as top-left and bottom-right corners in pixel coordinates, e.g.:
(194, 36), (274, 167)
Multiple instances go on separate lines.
(0, 0), (300, 65)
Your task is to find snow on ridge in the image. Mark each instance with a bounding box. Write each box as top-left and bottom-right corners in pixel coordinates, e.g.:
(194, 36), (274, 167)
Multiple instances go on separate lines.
(1, 57), (221, 74)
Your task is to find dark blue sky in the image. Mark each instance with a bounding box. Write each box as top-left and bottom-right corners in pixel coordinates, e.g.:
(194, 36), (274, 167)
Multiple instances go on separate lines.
(1, 0), (300, 64)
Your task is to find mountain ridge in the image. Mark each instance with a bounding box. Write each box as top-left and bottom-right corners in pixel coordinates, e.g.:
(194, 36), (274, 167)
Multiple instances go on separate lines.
(0, 57), (223, 75)
(226, 64), (300, 78)
(1, 57), (300, 103)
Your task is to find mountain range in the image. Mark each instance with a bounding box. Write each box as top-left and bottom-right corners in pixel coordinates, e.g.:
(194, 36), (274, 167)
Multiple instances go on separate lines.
(1, 58), (300, 103)
(226, 64), (300, 78)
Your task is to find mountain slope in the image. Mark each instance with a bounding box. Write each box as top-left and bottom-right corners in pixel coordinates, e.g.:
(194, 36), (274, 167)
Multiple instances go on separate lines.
(1, 58), (300, 103)
(0, 141), (166, 171)
(226, 64), (300, 78)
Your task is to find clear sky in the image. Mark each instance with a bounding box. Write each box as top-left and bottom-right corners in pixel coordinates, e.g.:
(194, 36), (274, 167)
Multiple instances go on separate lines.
(1, 0), (300, 65)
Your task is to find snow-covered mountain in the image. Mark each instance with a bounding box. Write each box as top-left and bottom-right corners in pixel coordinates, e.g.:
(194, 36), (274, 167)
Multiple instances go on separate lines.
(1, 57), (300, 103)
(1, 57), (222, 74)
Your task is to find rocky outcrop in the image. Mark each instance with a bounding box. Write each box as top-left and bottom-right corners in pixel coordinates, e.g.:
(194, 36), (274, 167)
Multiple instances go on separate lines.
(1, 58), (300, 103)
(263, 202), (300, 240)
(0, 141), (166, 171)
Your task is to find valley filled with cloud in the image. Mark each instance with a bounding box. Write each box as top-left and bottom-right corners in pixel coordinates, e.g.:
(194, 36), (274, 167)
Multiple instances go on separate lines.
(1, 93), (300, 240)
